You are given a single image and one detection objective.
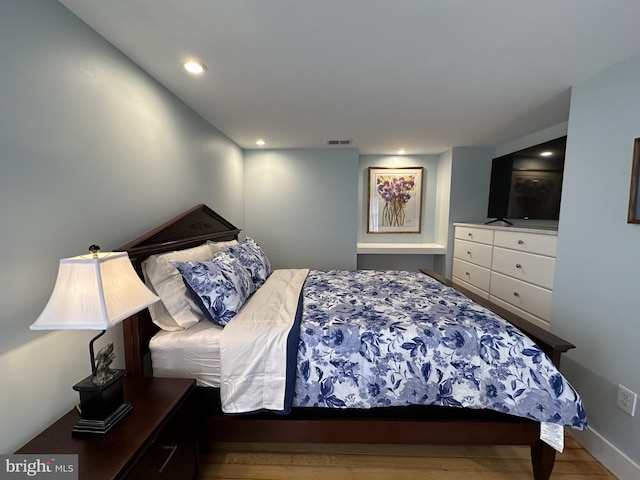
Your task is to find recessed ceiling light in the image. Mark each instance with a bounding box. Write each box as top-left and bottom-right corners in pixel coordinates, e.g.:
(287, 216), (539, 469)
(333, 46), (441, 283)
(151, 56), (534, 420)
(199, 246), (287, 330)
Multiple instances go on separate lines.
(397, 149), (407, 155)
(540, 151), (553, 157)
(182, 59), (207, 74)
(256, 139), (266, 146)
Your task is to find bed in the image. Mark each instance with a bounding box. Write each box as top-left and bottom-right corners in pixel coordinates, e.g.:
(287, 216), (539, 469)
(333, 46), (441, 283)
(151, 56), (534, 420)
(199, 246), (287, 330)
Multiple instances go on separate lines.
(119, 204), (586, 480)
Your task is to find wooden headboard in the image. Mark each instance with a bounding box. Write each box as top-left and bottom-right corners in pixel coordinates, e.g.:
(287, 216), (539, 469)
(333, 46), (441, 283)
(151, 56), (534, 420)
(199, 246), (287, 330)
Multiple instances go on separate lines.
(118, 204), (240, 377)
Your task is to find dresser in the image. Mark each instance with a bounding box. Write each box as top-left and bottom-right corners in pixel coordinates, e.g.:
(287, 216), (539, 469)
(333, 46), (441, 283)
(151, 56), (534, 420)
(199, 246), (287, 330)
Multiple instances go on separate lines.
(452, 223), (557, 329)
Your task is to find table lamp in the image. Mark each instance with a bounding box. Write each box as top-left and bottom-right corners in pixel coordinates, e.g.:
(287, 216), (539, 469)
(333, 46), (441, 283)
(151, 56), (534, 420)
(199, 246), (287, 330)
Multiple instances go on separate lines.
(30, 245), (159, 434)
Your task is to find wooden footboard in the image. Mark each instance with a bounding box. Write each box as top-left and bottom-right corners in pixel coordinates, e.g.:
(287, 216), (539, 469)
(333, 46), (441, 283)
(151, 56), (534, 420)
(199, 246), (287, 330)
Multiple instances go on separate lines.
(419, 269), (574, 366)
(202, 406), (556, 480)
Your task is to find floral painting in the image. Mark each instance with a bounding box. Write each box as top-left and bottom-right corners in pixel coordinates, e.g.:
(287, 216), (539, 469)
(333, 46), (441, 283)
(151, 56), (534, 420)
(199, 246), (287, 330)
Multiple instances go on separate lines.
(368, 167), (423, 233)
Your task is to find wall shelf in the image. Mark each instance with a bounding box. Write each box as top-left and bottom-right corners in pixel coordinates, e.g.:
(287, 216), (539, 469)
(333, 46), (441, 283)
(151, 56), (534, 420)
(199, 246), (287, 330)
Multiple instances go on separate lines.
(357, 243), (446, 255)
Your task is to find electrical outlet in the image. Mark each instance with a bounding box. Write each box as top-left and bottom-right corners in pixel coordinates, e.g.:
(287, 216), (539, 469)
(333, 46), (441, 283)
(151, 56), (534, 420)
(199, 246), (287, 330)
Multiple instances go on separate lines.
(616, 384), (637, 416)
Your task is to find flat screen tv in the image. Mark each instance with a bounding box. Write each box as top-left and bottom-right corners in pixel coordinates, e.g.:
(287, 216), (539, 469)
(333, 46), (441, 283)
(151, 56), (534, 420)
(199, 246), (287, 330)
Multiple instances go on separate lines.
(487, 136), (566, 223)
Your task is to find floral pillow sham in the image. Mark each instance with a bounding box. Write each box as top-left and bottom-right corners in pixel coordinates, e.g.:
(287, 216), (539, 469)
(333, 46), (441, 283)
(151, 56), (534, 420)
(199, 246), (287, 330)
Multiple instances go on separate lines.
(172, 251), (256, 327)
(228, 237), (273, 288)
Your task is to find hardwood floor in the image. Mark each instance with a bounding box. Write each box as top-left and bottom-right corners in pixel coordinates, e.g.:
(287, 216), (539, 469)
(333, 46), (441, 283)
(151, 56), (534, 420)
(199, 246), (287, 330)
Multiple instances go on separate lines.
(199, 436), (616, 479)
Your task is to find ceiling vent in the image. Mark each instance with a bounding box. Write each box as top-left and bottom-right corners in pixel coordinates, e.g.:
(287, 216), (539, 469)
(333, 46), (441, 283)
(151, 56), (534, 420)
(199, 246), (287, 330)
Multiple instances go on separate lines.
(327, 139), (353, 145)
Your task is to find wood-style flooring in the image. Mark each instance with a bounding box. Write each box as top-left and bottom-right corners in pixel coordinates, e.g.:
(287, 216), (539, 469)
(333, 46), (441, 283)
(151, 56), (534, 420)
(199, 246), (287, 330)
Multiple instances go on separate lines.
(199, 436), (616, 479)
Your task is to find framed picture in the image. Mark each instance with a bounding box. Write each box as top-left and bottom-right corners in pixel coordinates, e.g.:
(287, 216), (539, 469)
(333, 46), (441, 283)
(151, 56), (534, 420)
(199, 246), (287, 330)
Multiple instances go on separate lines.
(368, 167), (423, 233)
(628, 138), (640, 223)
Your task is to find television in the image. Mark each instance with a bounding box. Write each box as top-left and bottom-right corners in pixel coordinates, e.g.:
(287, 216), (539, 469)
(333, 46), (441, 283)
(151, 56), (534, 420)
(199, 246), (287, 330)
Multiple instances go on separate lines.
(487, 136), (566, 223)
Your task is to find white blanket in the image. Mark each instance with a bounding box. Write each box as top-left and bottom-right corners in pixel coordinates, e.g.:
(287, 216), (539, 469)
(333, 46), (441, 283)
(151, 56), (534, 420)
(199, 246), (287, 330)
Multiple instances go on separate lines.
(219, 268), (309, 413)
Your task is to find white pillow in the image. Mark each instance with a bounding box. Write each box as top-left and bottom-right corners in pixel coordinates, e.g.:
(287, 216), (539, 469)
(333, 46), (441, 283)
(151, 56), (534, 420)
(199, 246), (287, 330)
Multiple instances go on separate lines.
(142, 243), (217, 330)
(207, 239), (239, 254)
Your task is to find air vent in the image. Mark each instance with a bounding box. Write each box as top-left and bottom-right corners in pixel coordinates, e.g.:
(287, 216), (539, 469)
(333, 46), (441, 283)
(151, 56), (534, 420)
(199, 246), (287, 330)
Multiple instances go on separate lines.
(327, 139), (353, 145)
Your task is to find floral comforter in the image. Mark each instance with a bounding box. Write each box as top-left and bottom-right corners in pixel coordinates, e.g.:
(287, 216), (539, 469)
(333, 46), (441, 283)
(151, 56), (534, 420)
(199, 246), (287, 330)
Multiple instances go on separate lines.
(292, 270), (587, 429)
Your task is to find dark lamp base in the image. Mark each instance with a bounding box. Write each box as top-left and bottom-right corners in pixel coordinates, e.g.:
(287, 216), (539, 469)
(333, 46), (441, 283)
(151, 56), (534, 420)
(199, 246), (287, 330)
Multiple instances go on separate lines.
(72, 369), (132, 435)
(72, 403), (132, 435)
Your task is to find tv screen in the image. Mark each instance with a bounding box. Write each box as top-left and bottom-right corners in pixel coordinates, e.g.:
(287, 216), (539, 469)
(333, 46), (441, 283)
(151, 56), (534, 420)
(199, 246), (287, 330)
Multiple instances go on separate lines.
(487, 136), (566, 221)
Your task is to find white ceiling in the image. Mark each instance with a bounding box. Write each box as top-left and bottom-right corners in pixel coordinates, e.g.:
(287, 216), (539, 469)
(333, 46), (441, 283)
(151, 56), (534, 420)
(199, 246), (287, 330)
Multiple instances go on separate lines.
(58, 0), (640, 155)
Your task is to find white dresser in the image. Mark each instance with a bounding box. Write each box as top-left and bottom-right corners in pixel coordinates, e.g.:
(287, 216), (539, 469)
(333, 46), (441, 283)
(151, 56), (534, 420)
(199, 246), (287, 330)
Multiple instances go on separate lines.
(452, 223), (557, 329)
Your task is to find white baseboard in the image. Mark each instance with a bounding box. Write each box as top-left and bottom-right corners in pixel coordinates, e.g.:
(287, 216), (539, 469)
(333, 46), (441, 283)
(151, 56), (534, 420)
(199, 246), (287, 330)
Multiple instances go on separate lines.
(568, 426), (640, 479)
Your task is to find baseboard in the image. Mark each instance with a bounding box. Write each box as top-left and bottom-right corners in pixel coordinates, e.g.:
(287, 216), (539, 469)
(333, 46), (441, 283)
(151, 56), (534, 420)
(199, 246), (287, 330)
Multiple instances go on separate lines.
(568, 426), (640, 479)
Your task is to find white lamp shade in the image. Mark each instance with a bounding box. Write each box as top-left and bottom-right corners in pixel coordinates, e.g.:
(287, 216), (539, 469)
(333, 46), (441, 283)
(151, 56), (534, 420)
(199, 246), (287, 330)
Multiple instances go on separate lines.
(31, 251), (160, 330)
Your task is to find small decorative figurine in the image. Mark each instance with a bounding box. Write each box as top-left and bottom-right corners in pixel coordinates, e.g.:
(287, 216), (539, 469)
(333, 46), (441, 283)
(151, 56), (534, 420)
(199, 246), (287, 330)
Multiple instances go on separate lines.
(92, 342), (117, 386)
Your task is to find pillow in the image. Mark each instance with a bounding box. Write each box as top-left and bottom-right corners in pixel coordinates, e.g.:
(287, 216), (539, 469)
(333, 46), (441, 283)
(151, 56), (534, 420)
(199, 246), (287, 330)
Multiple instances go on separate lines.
(142, 243), (219, 331)
(227, 237), (273, 288)
(172, 252), (256, 327)
(207, 239), (239, 254)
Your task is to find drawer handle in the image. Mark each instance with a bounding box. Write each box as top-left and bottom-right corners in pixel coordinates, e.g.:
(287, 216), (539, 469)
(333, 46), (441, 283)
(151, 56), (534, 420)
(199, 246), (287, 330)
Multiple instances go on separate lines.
(465, 271), (470, 276)
(468, 233), (473, 238)
(157, 445), (178, 474)
(513, 291), (520, 297)
(515, 263), (522, 269)
(467, 251), (472, 256)
(517, 239), (524, 245)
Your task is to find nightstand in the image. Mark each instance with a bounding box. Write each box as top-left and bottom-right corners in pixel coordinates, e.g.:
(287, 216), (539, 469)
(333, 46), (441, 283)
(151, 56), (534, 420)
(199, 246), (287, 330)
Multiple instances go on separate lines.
(16, 377), (198, 480)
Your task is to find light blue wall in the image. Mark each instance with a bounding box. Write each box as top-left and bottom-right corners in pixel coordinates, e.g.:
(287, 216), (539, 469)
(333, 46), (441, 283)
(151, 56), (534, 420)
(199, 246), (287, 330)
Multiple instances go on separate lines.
(551, 51), (640, 467)
(0, 0), (242, 452)
(496, 122), (568, 158)
(432, 149), (453, 275)
(244, 150), (445, 272)
(441, 147), (495, 277)
(243, 148), (359, 270)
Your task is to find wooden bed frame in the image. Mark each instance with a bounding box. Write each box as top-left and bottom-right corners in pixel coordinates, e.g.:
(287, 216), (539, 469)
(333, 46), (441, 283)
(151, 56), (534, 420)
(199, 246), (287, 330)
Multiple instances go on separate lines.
(119, 204), (577, 480)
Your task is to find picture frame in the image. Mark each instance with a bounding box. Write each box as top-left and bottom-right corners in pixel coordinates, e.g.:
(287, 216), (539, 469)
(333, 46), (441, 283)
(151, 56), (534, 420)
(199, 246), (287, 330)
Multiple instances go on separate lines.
(627, 138), (640, 224)
(368, 167), (423, 233)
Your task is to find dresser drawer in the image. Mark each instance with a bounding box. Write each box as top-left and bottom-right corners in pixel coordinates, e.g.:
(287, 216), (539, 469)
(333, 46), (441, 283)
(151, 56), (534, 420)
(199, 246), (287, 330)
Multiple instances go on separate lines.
(453, 258), (491, 292)
(125, 385), (197, 480)
(493, 230), (556, 256)
(491, 247), (555, 289)
(455, 226), (494, 245)
(453, 276), (490, 300)
(453, 239), (493, 268)
(489, 272), (552, 321)
(489, 295), (549, 330)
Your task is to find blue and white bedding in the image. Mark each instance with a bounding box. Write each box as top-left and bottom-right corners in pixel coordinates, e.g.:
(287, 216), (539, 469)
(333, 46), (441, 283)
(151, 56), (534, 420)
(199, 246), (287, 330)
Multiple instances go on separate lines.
(220, 269), (587, 430)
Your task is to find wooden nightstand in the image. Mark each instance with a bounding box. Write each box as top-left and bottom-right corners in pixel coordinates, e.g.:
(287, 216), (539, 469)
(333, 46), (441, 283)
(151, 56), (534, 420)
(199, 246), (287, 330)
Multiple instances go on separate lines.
(16, 377), (198, 480)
